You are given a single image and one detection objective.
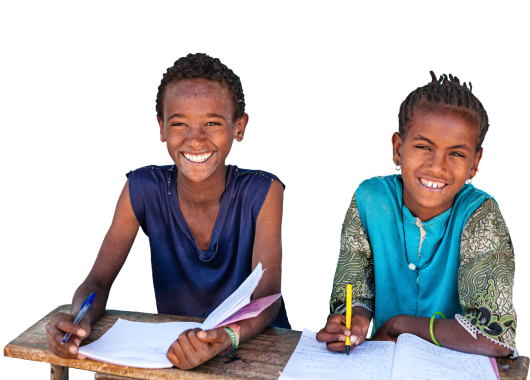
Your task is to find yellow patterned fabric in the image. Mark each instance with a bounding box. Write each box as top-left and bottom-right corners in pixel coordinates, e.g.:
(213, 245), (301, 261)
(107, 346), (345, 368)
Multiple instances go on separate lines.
(330, 195), (517, 352)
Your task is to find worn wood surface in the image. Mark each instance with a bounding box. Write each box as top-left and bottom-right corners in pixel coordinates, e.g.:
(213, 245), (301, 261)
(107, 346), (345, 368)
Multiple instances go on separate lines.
(4, 305), (529, 380)
(51, 364), (69, 380)
(497, 356), (529, 380)
(4, 305), (299, 379)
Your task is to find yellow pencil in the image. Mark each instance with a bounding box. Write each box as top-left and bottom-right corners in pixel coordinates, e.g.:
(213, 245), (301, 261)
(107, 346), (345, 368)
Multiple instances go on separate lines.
(345, 283), (352, 356)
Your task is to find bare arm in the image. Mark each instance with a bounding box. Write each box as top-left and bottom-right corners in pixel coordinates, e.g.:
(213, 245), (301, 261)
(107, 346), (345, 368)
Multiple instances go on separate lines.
(166, 179), (284, 369)
(372, 315), (510, 357)
(46, 180), (140, 359)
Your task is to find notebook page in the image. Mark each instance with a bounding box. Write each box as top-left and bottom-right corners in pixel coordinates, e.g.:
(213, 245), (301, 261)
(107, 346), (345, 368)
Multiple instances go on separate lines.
(202, 262), (265, 330)
(391, 334), (497, 380)
(79, 319), (202, 368)
(279, 329), (395, 380)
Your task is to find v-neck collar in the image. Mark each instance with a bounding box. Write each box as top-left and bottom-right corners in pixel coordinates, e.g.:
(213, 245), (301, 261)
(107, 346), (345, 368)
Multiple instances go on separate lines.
(168, 165), (235, 262)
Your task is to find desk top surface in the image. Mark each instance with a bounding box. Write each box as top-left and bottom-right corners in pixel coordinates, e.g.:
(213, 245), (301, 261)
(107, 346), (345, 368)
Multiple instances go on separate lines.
(4, 305), (529, 380)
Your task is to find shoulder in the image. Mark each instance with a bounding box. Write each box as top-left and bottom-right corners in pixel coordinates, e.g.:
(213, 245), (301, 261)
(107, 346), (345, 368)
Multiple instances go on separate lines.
(461, 198), (514, 264)
(127, 164), (175, 180)
(231, 166), (285, 191)
(126, 165), (175, 191)
(356, 174), (400, 196)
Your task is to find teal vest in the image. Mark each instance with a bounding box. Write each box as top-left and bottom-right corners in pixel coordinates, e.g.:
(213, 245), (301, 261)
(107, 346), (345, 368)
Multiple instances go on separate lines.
(356, 175), (492, 330)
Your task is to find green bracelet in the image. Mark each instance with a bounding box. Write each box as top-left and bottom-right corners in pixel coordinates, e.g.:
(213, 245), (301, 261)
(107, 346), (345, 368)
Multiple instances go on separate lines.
(430, 311), (446, 347)
(220, 325), (239, 357)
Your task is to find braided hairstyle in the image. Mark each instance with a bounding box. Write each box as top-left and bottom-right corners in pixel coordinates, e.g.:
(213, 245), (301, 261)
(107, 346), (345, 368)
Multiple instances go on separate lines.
(156, 53), (245, 121)
(398, 71), (489, 150)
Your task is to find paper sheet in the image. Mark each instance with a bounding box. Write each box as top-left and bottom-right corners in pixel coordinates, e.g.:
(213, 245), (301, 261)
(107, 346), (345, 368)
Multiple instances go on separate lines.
(391, 333), (497, 380)
(215, 293), (281, 328)
(202, 262), (265, 330)
(79, 319), (201, 368)
(279, 329), (395, 380)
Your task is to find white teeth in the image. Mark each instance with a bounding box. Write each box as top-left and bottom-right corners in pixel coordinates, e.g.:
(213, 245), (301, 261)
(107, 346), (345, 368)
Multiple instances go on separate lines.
(420, 178), (445, 189)
(183, 152), (212, 163)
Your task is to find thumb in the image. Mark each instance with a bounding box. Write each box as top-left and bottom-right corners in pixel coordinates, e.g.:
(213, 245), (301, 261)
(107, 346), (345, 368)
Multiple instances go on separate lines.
(196, 328), (227, 343)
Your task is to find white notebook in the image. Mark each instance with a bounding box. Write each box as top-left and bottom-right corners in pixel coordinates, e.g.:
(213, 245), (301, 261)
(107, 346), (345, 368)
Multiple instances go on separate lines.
(279, 329), (497, 380)
(79, 263), (266, 368)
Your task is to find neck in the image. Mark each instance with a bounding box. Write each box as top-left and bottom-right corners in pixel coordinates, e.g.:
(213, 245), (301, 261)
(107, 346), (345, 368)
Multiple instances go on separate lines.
(176, 166), (228, 207)
(402, 189), (453, 222)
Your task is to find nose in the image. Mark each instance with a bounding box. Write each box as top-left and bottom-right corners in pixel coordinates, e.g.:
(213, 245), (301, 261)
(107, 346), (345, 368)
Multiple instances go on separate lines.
(428, 151), (447, 175)
(186, 125), (206, 149)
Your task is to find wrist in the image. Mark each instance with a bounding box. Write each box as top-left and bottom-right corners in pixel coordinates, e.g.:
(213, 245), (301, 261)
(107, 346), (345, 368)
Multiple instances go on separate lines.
(387, 315), (405, 336)
(219, 324), (240, 357)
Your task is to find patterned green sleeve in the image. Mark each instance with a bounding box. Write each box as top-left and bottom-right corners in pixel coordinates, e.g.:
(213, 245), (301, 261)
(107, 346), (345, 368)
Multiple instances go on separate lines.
(329, 193), (375, 315)
(457, 198), (517, 353)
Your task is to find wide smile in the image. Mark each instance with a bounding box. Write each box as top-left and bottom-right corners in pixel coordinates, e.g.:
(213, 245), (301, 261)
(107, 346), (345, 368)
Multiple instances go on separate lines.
(418, 177), (448, 191)
(181, 151), (215, 164)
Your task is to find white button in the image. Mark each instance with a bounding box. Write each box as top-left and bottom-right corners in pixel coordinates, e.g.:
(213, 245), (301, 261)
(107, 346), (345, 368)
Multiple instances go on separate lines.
(408, 263), (416, 271)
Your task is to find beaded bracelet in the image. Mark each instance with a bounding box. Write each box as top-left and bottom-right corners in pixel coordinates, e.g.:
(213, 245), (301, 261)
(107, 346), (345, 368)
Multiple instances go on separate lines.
(219, 323), (240, 357)
(430, 311), (446, 347)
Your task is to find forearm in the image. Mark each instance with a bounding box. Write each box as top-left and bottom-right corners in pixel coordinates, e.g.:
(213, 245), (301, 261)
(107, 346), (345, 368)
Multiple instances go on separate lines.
(71, 277), (111, 326)
(389, 315), (510, 357)
(237, 298), (281, 344)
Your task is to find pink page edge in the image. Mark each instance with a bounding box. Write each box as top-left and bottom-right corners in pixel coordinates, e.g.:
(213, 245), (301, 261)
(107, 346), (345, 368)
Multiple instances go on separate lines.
(214, 293), (282, 328)
(489, 357), (500, 380)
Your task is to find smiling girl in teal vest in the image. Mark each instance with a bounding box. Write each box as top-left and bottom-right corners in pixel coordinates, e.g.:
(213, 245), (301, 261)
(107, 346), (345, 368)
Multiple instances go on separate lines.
(316, 72), (517, 357)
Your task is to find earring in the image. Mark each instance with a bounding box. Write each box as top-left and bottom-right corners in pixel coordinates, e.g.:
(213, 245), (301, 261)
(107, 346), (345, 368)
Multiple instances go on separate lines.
(395, 161), (401, 172)
(466, 178), (472, 184)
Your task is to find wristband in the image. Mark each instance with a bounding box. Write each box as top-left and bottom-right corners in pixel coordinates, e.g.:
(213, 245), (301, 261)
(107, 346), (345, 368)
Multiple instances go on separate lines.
(430, 312), (446, 347)
(219, 323), (240, 356)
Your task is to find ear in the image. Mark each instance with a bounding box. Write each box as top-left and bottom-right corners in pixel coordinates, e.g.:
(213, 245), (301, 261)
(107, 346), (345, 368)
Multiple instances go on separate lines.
(157, 116), (166, 143)
(234, 113), (249, 142)
(469, 148), (483, 179)
(392, 132), (403, 165)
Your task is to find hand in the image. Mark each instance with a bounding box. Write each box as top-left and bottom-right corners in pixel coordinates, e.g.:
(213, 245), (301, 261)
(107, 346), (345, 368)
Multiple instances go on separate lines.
(316, 314), (370, 353)
(166, 328), (232, 370)
(371, 316), (400, 342)
(46, 312), (91, 359)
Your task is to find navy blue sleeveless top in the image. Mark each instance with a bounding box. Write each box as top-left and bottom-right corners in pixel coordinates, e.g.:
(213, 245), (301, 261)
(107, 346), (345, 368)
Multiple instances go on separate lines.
(127, 165), (290, 329)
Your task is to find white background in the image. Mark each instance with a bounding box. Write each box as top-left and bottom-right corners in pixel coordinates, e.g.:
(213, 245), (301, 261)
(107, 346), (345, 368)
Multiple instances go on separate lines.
(1, 1), (529, 378)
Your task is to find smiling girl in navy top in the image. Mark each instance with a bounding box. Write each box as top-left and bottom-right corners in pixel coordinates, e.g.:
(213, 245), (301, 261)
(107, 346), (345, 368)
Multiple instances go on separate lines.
(46, 53), (290, 369)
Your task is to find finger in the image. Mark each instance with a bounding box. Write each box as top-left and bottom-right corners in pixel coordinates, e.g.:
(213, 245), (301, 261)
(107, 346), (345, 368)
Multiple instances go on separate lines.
(323, 319), (351, 336)
(56, 317), (86, 337)
(326, 341), (349, 353)
(196, 328), (227, 343)
(46, 324), (78, 359)
(316, 329), (348, 343)
(349, 317), (369, 345)
(182, 330), (207, 367)
(166, 343), (181, 367)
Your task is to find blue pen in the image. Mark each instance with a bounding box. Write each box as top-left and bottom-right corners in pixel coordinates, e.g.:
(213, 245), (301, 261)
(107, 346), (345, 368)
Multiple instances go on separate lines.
(61, 292), (96, 344)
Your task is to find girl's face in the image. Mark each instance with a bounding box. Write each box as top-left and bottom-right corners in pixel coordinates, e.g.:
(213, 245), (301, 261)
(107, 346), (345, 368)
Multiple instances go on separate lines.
(392, 111), (483, 221)
(157, 78), (248, 184)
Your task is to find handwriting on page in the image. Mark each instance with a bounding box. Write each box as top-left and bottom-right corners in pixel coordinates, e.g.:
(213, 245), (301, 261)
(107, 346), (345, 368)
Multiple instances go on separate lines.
(279, 329), (394, 380)
(391, 333), (497, 380)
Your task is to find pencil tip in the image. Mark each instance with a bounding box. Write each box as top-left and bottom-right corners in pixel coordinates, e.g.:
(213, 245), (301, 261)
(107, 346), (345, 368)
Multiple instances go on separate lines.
(346, 346), (350, 356)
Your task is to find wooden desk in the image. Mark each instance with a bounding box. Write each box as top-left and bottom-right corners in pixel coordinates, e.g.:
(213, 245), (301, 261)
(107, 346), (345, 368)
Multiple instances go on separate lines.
(4, 305), (529, 379)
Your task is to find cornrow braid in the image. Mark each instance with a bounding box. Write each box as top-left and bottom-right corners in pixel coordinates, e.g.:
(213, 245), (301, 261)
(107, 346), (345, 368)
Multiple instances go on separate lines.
(398, 71), (489, 150)
(156, 53), (245, 121)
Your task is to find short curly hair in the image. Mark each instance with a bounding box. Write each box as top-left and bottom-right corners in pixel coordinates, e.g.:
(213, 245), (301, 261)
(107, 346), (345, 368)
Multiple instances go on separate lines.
(156, 53), (245, 121)
(398, 71), (489, 150)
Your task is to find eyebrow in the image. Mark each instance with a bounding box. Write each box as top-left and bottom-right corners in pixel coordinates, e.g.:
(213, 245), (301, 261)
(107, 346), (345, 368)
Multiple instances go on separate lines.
(166, 113), (226, 121)
(411, 135), (471, 151)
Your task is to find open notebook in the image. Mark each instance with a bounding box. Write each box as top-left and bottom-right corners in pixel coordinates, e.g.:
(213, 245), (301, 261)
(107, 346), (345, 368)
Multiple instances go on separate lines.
(279, 329), (498, 380)
(79, 263), (281, 368)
